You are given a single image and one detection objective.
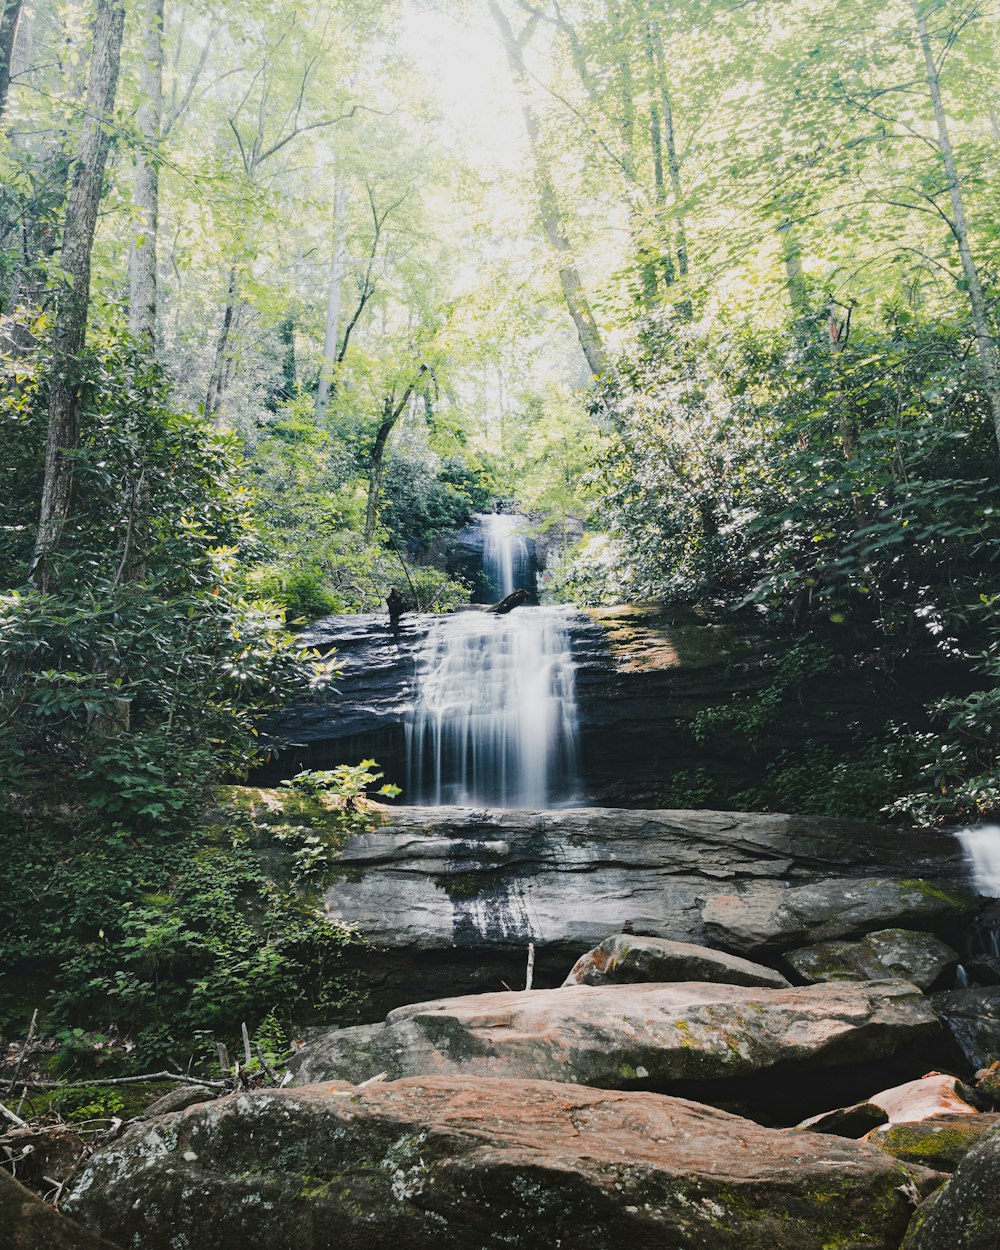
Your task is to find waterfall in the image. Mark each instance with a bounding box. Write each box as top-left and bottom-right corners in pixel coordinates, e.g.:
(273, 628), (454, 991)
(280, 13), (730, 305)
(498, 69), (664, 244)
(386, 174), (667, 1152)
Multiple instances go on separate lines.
(956, 825), (1000, 897)
(405, 606), (581, 808)
(478, 512), (533, 601)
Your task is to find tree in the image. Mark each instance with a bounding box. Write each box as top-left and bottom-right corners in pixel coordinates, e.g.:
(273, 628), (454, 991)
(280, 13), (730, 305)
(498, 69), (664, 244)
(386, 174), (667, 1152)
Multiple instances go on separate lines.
(32, 0), (125, 587)
(128, 0), (165, 344)
(0, 0), (23, 121)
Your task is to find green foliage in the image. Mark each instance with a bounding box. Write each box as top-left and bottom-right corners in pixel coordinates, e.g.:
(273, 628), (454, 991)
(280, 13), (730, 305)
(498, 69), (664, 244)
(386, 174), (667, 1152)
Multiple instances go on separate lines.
(0, 788), (370, 1070)
(0, 333), (326, 824)
(281, 760), (402, 803)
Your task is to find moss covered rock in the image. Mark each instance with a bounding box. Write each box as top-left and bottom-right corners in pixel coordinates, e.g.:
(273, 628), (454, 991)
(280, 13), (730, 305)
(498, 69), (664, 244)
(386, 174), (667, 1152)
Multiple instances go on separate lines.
(787, 929), (958, 990)
(869, 1113), (1000, 1171)
(903, 1120), (1000, 1248)
(66, 1077), (942, 1250)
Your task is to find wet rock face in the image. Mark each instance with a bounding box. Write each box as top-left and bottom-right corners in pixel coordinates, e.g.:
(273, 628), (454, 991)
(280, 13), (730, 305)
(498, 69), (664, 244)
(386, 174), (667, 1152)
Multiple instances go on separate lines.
(786, 928), (960, 990)
(562, 934), (791, 989)
(66, 1078), (939, 1250)
(251, 604), (962, 805)
(0, 1168), (121, 1250)
(288, 979), (939, 1091)
(903, 1120), (1000, 1249)
(702, 879), (977, 957)
(930, 987), (1000, 1069)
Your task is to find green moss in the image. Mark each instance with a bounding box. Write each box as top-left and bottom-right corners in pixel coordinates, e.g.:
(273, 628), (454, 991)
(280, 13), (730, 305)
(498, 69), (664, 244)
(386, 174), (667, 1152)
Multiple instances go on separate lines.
(434, 871), (498, 900)
(873, 1121), (985, 1169)
(898, 879), (976, 912)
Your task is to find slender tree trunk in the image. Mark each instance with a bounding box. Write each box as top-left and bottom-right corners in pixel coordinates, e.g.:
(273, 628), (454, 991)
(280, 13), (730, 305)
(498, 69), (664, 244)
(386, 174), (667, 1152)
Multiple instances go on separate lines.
(777, 220), (809, 318)
(315, 179), (349, 420)
(0, 0), (24, 120)
(32, 0), (125, 588)
(648, 14), (689, 300)
(912, 0), (1000, 457)
(128, 0), (164, 344)
(204, 267), (237, 425)
(489, 0), (607, 378)
(364, 368), (427, 543)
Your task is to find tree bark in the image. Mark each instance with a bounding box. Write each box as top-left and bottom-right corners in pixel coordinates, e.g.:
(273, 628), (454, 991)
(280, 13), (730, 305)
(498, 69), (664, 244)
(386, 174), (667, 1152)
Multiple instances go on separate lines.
(315, 179), (349, 420)
(128, 0), (164, 344)
(32, 0), (125, 587)
(912, 0), (1000, 458)
(364, 367), (427, 543)
(647, 13), (689, 301)
(489, 0), (607, 379)
(0, 0), (24, 121)
(204, 267), (237, 425)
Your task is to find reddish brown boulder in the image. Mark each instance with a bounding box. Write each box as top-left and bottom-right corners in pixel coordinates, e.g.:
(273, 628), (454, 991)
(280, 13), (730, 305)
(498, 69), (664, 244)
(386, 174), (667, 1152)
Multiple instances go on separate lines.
(562, 934), (790, 989)
(0, 1168), (120, 1249)
(289, 979), (938, 1089)
(65, 1077), (941, 1250)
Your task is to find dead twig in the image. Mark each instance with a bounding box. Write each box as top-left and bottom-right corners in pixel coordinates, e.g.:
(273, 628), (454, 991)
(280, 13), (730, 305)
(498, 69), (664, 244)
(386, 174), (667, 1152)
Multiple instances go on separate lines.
(8, 1009), (38, 1095)
(22, 1072), (227, 1092)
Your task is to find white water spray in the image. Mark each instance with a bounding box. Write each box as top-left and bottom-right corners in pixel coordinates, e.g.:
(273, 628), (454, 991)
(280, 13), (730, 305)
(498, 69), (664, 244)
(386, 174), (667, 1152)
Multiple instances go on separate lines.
(478, 512), (532, 601)
(956, 825), (1000, 897)
(405, 607), (581, 808)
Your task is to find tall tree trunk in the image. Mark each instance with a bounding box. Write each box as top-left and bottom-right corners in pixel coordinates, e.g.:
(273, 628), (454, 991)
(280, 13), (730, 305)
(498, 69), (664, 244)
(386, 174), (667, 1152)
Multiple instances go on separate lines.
(777, 219), (809, 318)
(315, 179), (349, 420)
(489, 0), (607, 378)
(32, 0), (125, 588)
(648, 13), (689, 300)
(912, 0), (1000, 458)
(204, 267), (237, 425)
(0, 0), (24, 120)
(128, 0), (164, 344)
(364, 368), (427, 543)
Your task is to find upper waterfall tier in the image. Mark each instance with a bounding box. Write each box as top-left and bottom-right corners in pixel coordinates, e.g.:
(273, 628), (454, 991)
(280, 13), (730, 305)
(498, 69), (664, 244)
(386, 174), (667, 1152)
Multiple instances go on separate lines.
(405, 606), (580, 808)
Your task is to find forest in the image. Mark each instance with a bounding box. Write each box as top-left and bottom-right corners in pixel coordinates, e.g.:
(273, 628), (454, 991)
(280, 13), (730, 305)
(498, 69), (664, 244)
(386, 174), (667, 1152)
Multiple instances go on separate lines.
(2, 0), (1000, 1242)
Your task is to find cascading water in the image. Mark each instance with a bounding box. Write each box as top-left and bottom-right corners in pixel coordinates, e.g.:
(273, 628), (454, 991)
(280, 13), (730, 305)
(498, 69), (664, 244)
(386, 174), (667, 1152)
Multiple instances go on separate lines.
(405, 512), (579, 808)
(478, 512), (533, 601)
(956, 826), (1000, 898)
(405, 607), (581, 808)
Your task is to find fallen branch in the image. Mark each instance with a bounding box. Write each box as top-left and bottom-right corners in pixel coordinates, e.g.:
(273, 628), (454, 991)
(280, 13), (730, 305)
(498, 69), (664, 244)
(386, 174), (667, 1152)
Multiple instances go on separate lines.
(8, 1009), (38, 1095)
(22, 1072), (228, 1092)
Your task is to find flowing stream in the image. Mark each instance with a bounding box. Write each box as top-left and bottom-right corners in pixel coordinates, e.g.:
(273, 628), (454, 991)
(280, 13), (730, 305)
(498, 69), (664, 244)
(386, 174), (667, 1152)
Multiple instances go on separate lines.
(405, 513), (580, 808)
(956, 825), (1000, 897)
(478, 511), (533, 601)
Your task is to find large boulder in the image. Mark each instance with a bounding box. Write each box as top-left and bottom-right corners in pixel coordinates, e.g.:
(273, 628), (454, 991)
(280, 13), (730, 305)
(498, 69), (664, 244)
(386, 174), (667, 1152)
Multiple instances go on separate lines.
(903, 1120), (1000, 1248)
(702, 879), (977, 956)
(288, 979), (939, 1090)
(0, 1168), (121, 1249)
(787, 929), (959, 990)
(563, 934), (790, 988)
(66, 1077), (941, 1250)
(292, 799), (966, 1017)
(868, 1113), (1000, 1172)
(930, 987), (1000, 1069)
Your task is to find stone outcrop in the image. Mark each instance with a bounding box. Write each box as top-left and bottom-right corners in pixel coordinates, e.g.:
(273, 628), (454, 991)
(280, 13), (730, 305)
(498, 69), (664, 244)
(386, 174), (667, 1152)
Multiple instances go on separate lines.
(798, 1073), (979, 1139)
(0, 1168), (121, 1249)
(702, 879), (977, 956)
(253, 604), (966, 807)
(289, 798), (966, 1015)
(930, 987), (1000, 1069)
(288, 979), (939, 1091)
(562, 934), (790, 989)
(868, 1113), (1000, 1172)
(65, 1077), (941, 1250)
(787, 929), (959, 990)
(903, 1120), (1000, 1248)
